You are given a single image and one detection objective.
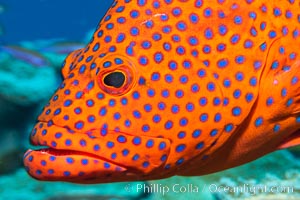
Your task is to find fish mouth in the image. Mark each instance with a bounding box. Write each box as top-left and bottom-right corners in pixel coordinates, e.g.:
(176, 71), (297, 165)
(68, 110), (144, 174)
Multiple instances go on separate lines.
(23, 148), (133, 183)
(23, 121), (171, 183)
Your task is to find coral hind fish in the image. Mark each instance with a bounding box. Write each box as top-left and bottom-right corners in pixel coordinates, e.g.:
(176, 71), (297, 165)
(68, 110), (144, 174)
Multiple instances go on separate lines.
(24, 0), (300, 183)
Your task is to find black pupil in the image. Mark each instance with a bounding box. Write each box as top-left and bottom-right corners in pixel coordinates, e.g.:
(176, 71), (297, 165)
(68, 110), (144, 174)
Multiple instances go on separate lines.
(103, 72), (125, 88)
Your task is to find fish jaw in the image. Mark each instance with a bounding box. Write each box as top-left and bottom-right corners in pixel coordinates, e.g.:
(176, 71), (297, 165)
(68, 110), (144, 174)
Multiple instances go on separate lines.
(23, 121), (171, 183)
(23, 149), (131, 183)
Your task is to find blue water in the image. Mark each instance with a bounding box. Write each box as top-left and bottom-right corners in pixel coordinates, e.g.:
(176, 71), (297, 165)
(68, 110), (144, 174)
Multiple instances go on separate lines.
(0, 0), (113, 43)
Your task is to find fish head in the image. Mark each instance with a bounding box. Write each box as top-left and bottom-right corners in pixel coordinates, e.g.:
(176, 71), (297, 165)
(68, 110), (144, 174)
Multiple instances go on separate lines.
(23, 0), (232, 183)
(24, 3), (198, 182)
(23, 46), (177, 182)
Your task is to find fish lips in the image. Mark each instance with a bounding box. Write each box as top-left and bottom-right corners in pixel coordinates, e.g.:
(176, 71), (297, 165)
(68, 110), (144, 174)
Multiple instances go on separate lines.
(24, 121), (171, 183)
(23, 121), (141, 183)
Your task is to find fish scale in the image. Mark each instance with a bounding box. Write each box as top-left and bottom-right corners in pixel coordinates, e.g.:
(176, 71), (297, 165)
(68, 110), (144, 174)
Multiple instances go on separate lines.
(24, 0), (300, 183)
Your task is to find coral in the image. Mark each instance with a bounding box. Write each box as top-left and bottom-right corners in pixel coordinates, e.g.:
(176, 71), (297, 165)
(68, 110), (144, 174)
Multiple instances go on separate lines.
(0, 52), (58, 106)
(147, 176), (215, 200)
(0, 169), (146, 200)
(142, 150), (300, 200)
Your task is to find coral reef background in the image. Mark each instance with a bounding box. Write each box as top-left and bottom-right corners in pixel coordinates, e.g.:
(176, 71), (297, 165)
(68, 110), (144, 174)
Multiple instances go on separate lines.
(0, 1), (300, 199)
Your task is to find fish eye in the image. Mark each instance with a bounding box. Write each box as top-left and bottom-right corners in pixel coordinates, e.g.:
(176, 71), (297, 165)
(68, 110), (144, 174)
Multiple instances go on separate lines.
(96, 55), (136, 96)
(103, 71), (125, 88)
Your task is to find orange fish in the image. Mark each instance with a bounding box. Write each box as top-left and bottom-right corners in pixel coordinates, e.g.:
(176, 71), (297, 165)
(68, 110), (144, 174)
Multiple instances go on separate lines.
(24, 0), (300, 183)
